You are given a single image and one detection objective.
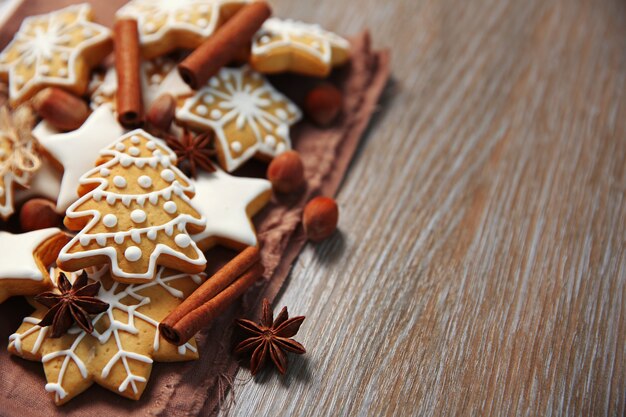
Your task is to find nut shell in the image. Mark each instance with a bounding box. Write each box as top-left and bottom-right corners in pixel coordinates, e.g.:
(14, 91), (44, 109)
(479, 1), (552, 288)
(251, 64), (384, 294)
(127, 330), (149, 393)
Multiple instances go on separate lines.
(19, 198), (62, 232)
(304, 84), (343, 127)
(267, 151), (305, 193)
(303, 196), (339, 242)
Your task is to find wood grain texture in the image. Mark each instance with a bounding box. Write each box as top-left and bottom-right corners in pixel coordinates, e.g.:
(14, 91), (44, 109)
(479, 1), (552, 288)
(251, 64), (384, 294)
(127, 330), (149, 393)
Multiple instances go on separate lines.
(222, 0), (626, 416)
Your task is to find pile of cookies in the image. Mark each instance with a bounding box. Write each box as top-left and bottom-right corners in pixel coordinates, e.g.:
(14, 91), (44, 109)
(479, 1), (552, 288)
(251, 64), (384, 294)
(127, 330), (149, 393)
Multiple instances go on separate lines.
(0, 1), (345, 406)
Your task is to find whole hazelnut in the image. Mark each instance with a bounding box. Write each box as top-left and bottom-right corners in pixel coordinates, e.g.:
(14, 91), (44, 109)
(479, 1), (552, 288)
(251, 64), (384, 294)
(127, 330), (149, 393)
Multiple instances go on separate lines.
(304, 83), (343, 127)
(146, 93), (176, 132)
(19, 198), (62, 232)
(303, 196), (339, 242)
(267, 150), (305, 193)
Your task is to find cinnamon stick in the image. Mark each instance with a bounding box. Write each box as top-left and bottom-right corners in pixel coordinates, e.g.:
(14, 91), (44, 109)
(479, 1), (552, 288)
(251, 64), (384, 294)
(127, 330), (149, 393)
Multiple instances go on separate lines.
(160, 247), (262, 345)
(178, 2), (271, 89)
(114, 19), (143, 128)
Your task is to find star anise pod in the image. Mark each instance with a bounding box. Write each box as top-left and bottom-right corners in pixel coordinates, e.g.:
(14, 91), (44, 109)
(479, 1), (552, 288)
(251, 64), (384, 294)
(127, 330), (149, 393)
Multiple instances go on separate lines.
(34, 272), (109, 338)
(234, 298), (306, 375)
(164, 129), (216, 178)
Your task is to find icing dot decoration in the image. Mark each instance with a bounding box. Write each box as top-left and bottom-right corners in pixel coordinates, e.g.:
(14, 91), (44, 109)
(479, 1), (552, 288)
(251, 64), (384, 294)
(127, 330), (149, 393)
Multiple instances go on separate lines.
(130, 209), (147, 223)
(161, 169), (175, 182)
(174, 234), (191, 248)
(113, 176), (127, 188)
(138, 175), (152, 188)
(103, 214), (118, 228)
(124, 246), (142, 262)
(163, 201), (177, 214)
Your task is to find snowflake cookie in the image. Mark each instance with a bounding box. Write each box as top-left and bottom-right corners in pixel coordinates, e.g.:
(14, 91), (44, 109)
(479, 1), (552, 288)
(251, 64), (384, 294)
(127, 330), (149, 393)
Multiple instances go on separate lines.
(0, 228), (69, 303)
(116, 0), (252, 59)
(191, 166), (271, 251)
(177, 66), (301, 172)
(57, 129), (207, 283)
(9, 265), (205, 405)
(0, 4), (113, 106)
(90, 56), (192, 112)
(250, 18), (351, 77)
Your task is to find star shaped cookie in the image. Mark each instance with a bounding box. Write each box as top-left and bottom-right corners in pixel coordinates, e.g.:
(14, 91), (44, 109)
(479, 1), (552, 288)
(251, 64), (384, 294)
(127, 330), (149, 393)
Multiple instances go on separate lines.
(0, 228), (69, 303)
(176, 66), (301, 172)
(116, 0), (252, 59)
(0, 4), (113, 106)
(33, 105), (125, 213)
(191, 167), (271, 251)
(250, 18), (350, 77)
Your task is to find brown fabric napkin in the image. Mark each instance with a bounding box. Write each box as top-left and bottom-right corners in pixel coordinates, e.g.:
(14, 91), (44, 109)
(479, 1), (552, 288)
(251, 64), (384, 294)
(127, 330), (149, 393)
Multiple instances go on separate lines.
(0, 1), (390, 416)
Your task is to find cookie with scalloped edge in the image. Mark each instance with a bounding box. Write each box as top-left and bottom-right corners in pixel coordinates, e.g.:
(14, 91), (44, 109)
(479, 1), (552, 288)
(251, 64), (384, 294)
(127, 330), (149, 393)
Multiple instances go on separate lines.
(250, 18), (350, 77)
(0, 4), (112, 106)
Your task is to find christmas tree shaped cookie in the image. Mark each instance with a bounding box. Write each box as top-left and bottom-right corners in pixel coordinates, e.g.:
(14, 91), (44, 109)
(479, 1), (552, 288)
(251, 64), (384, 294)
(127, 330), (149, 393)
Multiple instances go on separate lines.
(57, 130), (207, 283)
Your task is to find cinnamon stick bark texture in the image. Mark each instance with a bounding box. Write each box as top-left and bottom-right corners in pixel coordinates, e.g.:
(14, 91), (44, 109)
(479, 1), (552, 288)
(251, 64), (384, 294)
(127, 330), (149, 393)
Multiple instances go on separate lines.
(160, 247), (262, 345)
(114, 19), (143, 128)
(178, 2), (272, 89)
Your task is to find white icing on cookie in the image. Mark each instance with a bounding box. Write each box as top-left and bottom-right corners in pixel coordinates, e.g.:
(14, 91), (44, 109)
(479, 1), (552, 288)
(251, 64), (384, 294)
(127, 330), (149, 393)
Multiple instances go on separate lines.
(57, 129), (207, 281)
(130, 209), (147, 223)
(163, 201), (177, 214)
(191, 167), (270, 248)
(103, 214), (118, 228)
(33, 105), (125, 213)
(116, 0), (251, 56)
(0, 4), (112, 105)
(137, 175), (152, 188)
(177, 66), (301, 172)
(0, 228), (63, 281)
(8, 265), (204, 403)
(251, 17), (350, 68)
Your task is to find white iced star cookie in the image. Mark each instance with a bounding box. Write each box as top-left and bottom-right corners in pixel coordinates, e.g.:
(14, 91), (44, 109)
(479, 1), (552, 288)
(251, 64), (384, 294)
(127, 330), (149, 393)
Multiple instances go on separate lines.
(8, 265), (205, 405)
(0, 228), (69, 303)
(116, 0), (252, 59)
(57, 130), (207, 283)
(250, 18), (350, 77)
(90, 57), (192, 112)
(190, 167), (271, 251)
(0, 4), (113, 106)
(33, 105), (125, 213)
(176, 66), (301, 172)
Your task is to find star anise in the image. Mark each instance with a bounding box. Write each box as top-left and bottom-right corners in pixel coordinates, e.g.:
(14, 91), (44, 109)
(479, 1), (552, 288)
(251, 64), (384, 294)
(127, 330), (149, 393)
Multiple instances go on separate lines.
(234, 298), (306, 375)
(34, 272), (109, 338)
(164, 129), (216, 178)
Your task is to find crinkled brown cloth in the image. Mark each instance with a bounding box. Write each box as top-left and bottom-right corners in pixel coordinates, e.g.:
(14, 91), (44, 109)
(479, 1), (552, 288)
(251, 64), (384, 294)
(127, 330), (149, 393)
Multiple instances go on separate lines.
(0, 1), (390, 415)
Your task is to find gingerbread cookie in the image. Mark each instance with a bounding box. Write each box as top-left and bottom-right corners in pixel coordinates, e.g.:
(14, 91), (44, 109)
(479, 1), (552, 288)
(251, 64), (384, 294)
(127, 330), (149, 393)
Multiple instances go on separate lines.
(57, 129), (207, 283)
(177, 66), (301, 172)
(9, 265), (205, 405)
(0, 228), (69, 303)
(0, 4), (112, 106)
(90, 57), (192, 112)
(116, 0), (252, 59)
(33, 104), (125, 213)
(0, 106), (40, 219)
(191, 167), (271, 251)
(250, 18), (350, 77)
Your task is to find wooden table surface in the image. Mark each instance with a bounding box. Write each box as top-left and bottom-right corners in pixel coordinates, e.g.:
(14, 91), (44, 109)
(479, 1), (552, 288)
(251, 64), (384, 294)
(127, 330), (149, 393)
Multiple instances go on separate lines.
(221, 0), (626, 416)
